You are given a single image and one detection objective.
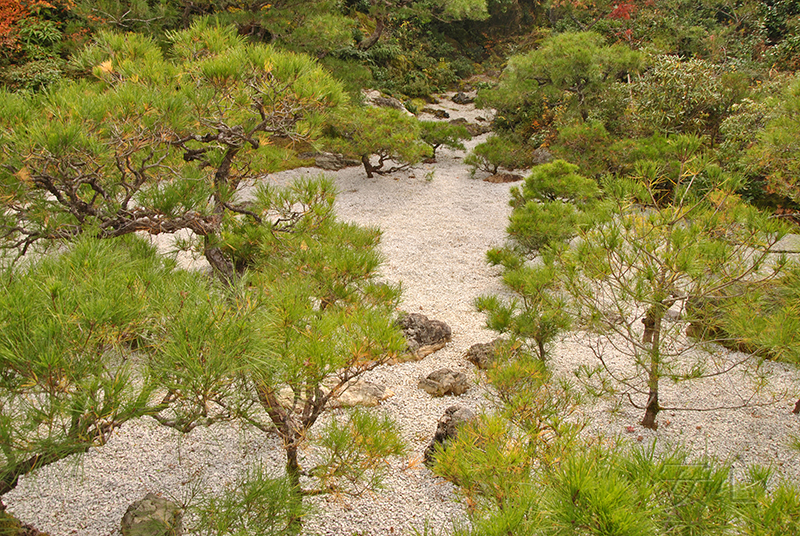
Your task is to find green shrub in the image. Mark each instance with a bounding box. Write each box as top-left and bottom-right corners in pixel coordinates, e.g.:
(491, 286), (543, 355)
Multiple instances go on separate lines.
(450, 440), (800, 536)
(323, 106), (430, 177)
(465, 134), (533, 175)
(420, 120), (471, 159)
(0, 235), (198, 496)
(709, 263), (800, 364)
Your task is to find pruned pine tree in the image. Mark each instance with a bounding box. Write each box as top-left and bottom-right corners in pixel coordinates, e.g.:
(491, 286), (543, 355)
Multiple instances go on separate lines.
(559, 138), (791, 429)
(0, 236), (198, 497)
(323, 105), (431, 178)
(0, 20), (409, 524)
(465, 134), (526, 176)
(146, 176), (407, 530)
(419, 120), (470, 160)
(477, 161), (602, 360)
(0, 176), (408, 532)
(0, 19), (345, 279)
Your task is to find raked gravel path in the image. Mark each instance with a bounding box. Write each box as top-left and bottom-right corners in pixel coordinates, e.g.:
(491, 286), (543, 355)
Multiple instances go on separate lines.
(4, 94), (800, 535)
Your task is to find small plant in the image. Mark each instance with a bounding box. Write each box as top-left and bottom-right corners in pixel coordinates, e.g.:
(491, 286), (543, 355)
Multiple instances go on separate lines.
(194, 468), (303, 536)
(323, 106), (431, 177)
(465, 135), (532, 176)
(476, 161), (602, 360)
(419, 120), (470, 160)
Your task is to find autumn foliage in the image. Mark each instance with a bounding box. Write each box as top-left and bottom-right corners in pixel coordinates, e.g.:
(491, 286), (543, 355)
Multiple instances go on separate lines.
(0, 0), (26, 48)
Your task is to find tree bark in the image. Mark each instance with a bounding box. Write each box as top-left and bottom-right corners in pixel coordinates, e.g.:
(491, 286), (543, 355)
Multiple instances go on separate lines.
(641, 310), (662, 430)
(285, 444), (304, 533)
(362, 155), (375, 178)
(358, 17), (384, 51)
(641, 389), (659, 430)
(204, 246), (235, 283)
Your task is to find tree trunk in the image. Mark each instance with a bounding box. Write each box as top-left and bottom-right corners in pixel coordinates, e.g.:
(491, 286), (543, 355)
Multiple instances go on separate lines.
(204, 246), (235, 283)
(361, 155), (375, 178)
(285, 445), (304, 533)
(358, 17), (384, 51)
(640, 309), (662, 430)
(641, 389), (659, 430)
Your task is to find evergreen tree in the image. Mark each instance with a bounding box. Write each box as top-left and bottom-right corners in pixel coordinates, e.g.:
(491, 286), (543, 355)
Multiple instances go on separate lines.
(558, 138), (791, 428)
(0, 19), (346, 279)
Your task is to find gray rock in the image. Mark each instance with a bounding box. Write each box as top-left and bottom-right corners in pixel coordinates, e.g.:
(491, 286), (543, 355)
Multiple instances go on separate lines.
(465, 338), (521, 369)
(531, 147), (553, 165)
(396, 313), (452, 360)
(278, 379), (391, 409)
(314, 152), (360, 170)
(484, 173), (523, 183)
(448, 117), (489, 136)
(362, 89), (413, 116)
(772, 233), (800, 253)
(120, 493), (182, 536)
(334, 380), (392, 407)
(451, 92), (474, 105)
(418, 368), (469, 397)
(466, 339), (502, 370)
(423, 405), (476, 466)
(421, 107), (450, 119)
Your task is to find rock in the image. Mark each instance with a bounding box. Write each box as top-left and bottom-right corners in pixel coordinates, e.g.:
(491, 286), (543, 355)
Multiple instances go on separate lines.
(334, 380), (392, 407)
(465, 122), (491, 136)
(314, 152), (360, 170)
(421, 107), (450, 119)
(396, 313), (452, 360)
(448, 117), (488, 136)
(279, 379), (392, 409)
(465, 338), (518, 370)
(451, 92), (474, 105)
(418, 368), (468, 397)
(531, 147), (553, 165)
(362, 90), (413, 116)
(423, 405), (476, 466)
(484, 173), (523, 183)
(772, 233), (800, 253)
(120, 493), (182, 536)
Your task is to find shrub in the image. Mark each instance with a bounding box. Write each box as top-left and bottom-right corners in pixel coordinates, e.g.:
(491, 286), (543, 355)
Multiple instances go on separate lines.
(419, 120), (471, 159)
(465, 134), (534, 175)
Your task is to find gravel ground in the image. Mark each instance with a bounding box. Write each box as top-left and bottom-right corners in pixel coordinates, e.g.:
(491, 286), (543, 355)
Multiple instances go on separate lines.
(4, 94), (800, 535)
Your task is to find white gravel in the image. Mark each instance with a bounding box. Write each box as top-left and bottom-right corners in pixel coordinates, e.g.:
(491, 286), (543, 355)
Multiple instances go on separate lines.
(4, 94), (800, 535)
